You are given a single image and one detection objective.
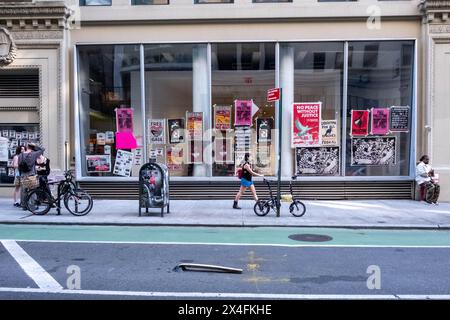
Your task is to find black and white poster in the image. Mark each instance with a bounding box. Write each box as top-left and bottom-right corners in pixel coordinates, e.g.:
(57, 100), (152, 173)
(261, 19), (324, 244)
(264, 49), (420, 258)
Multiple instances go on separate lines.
(256, 145), (272, 175)
(295, 147), (340, 175)
(390, 106), (410, 132)
(167, 119), (185, 144)
(256, 118), (274, 144)
(113, 149), (134, 177)
(235, 127), (252, 153)
(351, 137), (396, 166)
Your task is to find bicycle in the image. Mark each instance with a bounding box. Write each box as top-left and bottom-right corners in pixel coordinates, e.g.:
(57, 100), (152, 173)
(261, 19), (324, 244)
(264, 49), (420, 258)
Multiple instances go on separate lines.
(25, 170), (93, 216)
(288, 175), (306, 217)
(254, 178), (280, 216)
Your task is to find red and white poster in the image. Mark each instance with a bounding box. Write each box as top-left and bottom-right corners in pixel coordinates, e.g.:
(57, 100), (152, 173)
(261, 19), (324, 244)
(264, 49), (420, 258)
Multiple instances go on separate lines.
(186, 112), (203, 141)
(234, 100), (253, 126)
(371, 108), (390, 135)
(115, 108), (134, 133)
(291, 102), (322, 148)
(350, 109), (370, 137)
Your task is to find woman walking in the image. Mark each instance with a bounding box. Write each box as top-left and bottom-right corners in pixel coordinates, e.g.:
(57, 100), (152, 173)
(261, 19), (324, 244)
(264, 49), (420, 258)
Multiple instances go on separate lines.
(12, 145), (25, 207)
(233, 153), (264, 209)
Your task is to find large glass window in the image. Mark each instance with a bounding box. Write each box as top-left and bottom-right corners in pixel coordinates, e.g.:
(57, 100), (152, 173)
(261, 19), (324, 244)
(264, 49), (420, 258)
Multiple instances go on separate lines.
(346, 41), (414, 176)
(281, 42), (344, 176)
(132, 0), (169, 5)
(144, 44), (209, 177)
(77, 45), (143, 177)
(80, 0), (111, 6)
(211, 43), (276, 177)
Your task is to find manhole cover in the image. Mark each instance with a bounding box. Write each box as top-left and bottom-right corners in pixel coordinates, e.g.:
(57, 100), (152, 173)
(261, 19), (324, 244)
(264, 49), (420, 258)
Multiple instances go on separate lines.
(288, 234), (333, 242)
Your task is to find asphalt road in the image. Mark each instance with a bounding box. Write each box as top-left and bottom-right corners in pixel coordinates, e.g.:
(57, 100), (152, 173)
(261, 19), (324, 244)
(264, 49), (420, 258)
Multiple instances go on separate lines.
(1, 225), (450, 300)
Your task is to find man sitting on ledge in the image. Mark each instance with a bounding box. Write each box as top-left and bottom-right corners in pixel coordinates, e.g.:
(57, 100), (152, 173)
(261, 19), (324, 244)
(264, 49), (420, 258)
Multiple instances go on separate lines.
(416, 155), (440, 205)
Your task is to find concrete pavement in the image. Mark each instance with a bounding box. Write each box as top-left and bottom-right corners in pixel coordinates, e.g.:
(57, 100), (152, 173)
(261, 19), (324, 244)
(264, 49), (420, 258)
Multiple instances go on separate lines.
(0, 198), (450, 228)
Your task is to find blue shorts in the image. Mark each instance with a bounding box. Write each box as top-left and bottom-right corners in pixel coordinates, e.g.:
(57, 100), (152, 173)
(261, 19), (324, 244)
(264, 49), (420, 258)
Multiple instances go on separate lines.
(240, 178), (253, 188)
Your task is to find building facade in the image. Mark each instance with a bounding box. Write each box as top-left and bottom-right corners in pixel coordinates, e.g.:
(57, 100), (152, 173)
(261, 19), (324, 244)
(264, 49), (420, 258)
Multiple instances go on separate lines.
(0, 0), (449, 201)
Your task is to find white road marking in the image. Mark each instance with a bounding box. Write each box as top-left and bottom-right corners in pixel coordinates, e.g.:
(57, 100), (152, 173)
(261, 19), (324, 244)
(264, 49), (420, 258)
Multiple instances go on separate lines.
(1, 240), (63, 291)
(0, 287), (449, 300)
(2, 238), (450, 248)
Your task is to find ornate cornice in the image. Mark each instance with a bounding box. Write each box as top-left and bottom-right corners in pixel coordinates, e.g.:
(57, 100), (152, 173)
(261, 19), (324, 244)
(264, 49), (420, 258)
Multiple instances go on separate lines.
(0, 1), (73, 31)
(420, 0), (450, 24)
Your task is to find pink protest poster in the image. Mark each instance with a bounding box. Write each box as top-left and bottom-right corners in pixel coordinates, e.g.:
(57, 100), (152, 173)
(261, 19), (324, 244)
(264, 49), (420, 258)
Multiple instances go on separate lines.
(350, 109), (370, 137)
(371, 108), (390, 135)
(234, 100), (253, 126)
(291, 102), (322, 147)
(115, 132), (137, 150)
(115, 108), (134, 133)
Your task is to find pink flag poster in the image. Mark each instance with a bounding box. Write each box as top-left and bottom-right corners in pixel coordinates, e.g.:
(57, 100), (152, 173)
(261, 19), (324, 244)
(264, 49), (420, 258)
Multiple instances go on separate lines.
(115, 131), (137, 150)
(350, 109), (370, 137)
(371, 108), (390, 135)
(291, 102), (322, 147)
(234, 100), (253, 126)
(115, 108), (134, 133)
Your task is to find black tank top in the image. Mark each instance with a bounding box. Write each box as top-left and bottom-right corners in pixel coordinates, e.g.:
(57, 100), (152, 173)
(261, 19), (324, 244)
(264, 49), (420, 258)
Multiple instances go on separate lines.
(242, 161), (252, 181)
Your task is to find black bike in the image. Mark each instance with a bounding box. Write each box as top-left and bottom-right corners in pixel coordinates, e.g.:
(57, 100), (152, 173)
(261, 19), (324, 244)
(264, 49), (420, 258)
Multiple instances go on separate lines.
(25, 171), (93, 216)
(253, 176), (306, 217)
(288, 175), (306, 217)
(254, 178), (280, 216)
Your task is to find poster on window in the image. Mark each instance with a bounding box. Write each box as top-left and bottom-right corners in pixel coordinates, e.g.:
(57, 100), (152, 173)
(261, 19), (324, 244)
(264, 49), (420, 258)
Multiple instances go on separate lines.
(167, 118), (185, 144)
(1, 130), (8, 138)
(113, 149), (134, 177)
(187, 140), (203, 164)
(148, 119), (166, 144)
(115, 108), (134, 133)
(234, 151), (247, 169)
(86, 155), (111, 173)
(390, 106), (410, 132)
(350, 109), (370, 137)
(214, 138), (233, 164)
(214, 105), (232, 130)
(186, 112), (203, 141)
(255, 145), (272, 175)
(133, 148), (143, 166)
(371, 108), (390, 135)
(104, 145), (111, 155)
(292, 102), (322, 147)
(105, 131), (115, 144)
(149, 147), (165, 163)
(166, 145), (184, 171)
(234, 100), (253, 126)
(148, 119), (166, 145)
(0, 137), (8, 162)
(256, 118), (274, 144)
(351, 137), (396, 166)
(96, 132), (106, 146)
(295, 147), (340, 176)
(321, 120), (338, 146)
(235, 127), (252, 152)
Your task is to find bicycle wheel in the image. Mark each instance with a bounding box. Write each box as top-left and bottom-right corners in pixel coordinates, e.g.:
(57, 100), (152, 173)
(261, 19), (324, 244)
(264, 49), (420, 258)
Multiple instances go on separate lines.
(254, 200), (270, 216)
(289, 200), (306, 217)
(64, 189), (93, 216)
(25, 188), (52, 215)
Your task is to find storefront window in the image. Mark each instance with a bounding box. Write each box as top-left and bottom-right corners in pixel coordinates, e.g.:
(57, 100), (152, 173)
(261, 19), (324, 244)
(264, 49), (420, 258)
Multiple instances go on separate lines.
(283, 42), (344, 176)
(77, 45), (143, 178)
(144, 44), (209, 177)
(346, 41), (414, 176)
(211, 43), (276, 176)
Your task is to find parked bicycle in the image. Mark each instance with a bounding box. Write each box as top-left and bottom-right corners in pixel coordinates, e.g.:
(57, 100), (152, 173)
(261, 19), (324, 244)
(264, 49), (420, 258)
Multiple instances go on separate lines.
(25, 170), (93, 216)
(253, 176), (306, 217)
(254, 178), (280, 216)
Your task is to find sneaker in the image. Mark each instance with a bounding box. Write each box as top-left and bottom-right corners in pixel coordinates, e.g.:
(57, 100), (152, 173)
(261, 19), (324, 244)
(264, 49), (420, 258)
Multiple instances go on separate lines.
(425, 200), (433, 205)
(13, 202), (20, 207)
(433, 202), (439, 206)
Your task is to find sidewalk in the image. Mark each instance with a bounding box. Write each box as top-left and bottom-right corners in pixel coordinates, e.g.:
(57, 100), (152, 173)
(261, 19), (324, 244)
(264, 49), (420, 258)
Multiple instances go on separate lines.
(0, 198), (450, 229)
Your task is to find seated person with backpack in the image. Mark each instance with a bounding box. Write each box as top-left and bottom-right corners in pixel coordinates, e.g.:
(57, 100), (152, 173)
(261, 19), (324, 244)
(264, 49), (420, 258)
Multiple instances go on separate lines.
(18, 143), (45, 209)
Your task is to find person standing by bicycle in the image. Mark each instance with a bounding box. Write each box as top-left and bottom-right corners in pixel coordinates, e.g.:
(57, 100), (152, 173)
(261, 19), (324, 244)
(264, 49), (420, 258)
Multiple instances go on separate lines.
(36, 152), (51, 196)
(233, 153), (264, 210)
(12, 145), (25, 207)
(18, 143), (45, 210)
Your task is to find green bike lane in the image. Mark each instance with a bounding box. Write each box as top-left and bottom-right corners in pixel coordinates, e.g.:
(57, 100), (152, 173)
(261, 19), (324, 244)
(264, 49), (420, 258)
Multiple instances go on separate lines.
(1, 224), (450, 246)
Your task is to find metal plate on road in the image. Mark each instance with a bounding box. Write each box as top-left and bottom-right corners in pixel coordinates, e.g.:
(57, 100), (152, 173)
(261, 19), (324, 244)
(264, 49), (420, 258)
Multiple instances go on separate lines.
(288, 234), (333, 242)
